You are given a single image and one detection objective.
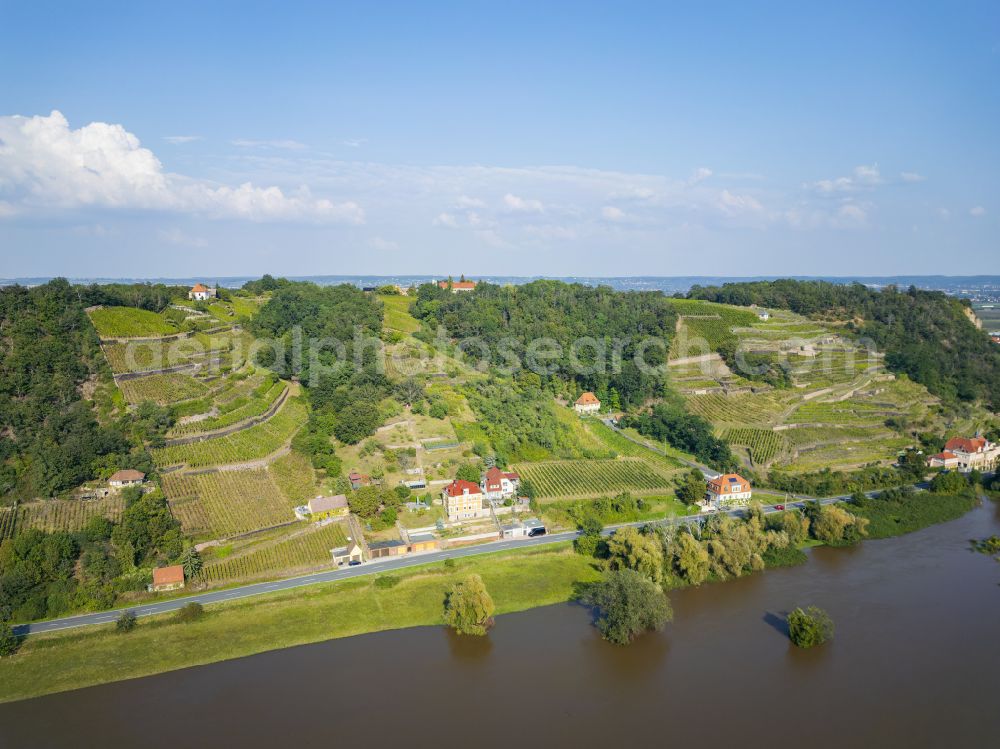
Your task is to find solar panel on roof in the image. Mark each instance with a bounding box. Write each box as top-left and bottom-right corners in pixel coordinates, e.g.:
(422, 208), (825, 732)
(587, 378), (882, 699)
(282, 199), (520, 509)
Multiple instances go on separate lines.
(728, 477), (739, 483)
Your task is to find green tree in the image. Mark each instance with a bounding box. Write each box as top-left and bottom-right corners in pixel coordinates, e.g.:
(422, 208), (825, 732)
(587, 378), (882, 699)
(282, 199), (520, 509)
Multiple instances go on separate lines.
(673, 531), (710, 585)
(175, 602), (205, 623)
(116, 611), (138, 633)
(455, 463), (481, 483)
(930, 470), (971, 495)
(585, 569), (672, 645)
(429, 401), (449, 419)
(0, 623), (19, 657)
(811, 505), (869, 545)
(348, 486), (382, 519)
(444, 574), (496, 636)
(606, 526), (663, 583)
(787, 606), (834, 648)
(675, 468), (707, 505)
(180, 547), (203, 579)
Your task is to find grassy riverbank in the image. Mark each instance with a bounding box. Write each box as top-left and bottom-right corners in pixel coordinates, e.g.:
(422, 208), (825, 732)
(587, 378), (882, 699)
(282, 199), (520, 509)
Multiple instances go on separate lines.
(851, 492), (979, 539)
(0, 543), (600, 704)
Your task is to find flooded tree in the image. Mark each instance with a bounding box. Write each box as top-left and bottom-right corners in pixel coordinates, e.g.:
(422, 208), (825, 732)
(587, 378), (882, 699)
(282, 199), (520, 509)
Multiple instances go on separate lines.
(444, 574), (495, 636)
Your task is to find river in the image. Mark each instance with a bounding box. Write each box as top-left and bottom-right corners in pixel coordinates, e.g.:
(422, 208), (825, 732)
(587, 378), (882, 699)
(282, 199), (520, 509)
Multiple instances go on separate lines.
(2, 502), (999, 748)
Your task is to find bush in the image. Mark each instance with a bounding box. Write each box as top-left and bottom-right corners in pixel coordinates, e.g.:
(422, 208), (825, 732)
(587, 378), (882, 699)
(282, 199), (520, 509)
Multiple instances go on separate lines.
(374, 575), (400, 589)
(0, 623), (19, 657)
(787, 606), (833, 648)
(574, 533), (602, 557)
(584, 569), (672, 645)
(175, 602), (205, 623)
(116, 610), (138, 633)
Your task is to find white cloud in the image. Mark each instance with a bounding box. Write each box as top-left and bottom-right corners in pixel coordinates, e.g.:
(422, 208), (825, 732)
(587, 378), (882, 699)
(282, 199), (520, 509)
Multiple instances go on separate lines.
(0, 111), (361, 223)
(970, 205), (986, 217)
(718, 190), (763, 215)
(231, 138), (307, 150)
(368, 236), (398, 251)
(164, 135), (202, 144)
(601, 205), (627, 221)
(900, 171), (926, 183)
(688, 167), (713, 185)
(503, 193), (545, 213)
(342, 138), (367, 148)
(433, 212), (460, 228)
(809, 164), (882, 194)
(157, 227), (208, 247)
(457, 195), (486, 208)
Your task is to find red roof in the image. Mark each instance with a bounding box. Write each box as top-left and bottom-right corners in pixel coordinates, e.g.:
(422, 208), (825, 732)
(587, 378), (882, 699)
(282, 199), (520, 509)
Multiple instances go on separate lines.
(190, 283), (209, 292)
(706, 473), (751, 494)
(944, 437), (987, 454)
(575, 392), (600, 406)
(153, 565), (185, 587)
(438, 280), (476, 290)
(109, 469), (145, 482)
(932, 451), (958, 460)
(443, 479), (482, 497)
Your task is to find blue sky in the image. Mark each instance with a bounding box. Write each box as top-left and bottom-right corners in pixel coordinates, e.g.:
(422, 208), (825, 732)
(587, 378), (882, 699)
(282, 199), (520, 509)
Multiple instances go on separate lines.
(0, 0), (997, 278)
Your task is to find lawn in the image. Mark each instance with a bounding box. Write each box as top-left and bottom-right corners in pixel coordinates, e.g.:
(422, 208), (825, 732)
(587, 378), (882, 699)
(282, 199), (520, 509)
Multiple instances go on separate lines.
(87, 306), (177, 338)
(0, 543), (599, 703)
(852, 492), (978, 539)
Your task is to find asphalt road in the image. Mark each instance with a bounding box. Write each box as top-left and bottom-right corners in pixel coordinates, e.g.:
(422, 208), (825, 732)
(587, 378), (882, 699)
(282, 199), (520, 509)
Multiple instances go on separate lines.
(13, 495), (856, 637)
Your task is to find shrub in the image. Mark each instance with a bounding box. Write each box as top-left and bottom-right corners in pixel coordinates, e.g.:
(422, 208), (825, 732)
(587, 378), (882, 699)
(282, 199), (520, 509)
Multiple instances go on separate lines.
(175, 602), (205, 623)
(374, 575), (400, 589)
(0, 624), (19, 657)
(116, 611), (138, 633)
(787, 606), (833, 648)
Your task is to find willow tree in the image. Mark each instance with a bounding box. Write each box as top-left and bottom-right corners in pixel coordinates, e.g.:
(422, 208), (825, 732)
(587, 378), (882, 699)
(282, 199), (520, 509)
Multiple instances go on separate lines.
(444, 574), (496, 636)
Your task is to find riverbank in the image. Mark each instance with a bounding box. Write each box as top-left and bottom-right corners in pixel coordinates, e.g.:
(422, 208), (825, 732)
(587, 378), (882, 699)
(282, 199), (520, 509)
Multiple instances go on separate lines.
(0, 543), (600, 703)
(0, 490), (982, 704)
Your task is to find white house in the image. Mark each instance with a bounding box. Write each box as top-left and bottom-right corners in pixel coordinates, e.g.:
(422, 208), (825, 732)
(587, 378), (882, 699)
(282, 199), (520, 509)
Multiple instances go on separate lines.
(481, 466), (520, 501)
(574, 391), (601, 414)
(108, 469), (145, 488)
(704, 473), (753, 507)
(937, 436), (999, 472)
(757, 310), (770, 321)
(188, 283), (218, 301)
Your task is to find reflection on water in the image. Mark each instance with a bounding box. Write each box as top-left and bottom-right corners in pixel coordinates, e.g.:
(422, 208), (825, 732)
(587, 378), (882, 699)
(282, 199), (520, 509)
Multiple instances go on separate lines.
(2, 503), (999, 749)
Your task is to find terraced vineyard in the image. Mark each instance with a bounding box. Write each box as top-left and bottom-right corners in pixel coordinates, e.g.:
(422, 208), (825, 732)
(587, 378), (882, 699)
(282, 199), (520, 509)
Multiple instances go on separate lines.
(201, 522), (348, 583)
(269, 452), (318, 503)
(379, 294), (421, 333)
(119, 372), (210, 405)
(584, 418), (684, 471)
(152, 397), (307, 468)
(686, 392), (790, 425)
(166, 378), (285, 436)
(101, 328), (249, 374)
(162, 469), (295, 537)
(721, 428), (787, 465)
(0, 497), (126, 540)
(515, 457), (673, 500)
(88, 306), (178, 338)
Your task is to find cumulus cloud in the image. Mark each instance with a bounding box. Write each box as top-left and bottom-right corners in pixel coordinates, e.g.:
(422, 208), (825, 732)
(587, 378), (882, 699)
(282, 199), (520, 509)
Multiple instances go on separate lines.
(809, 164), (882, 194)
(970, 205), (986, 217)
(601, 205), (627, 221)
(688, 167), (713, 185)
(503, 193), (545, 213)
(0, 111), (362, 223)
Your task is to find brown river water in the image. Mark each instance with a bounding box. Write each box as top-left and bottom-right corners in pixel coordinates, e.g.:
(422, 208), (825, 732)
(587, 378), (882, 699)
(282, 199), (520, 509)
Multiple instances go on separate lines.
(2, 502), (999, 749)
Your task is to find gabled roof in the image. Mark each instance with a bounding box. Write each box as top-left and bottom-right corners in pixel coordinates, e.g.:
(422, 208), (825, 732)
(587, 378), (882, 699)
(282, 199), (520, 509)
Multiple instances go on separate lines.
(109, 469), (145, 482)
(575, 391), (600, 406)
(944, 436), (987, 453)
(443, 479), (482, 497)
(438, 280), (476, 290)
(931, 451), (958, 460)
(190, 283), (209, 292)
(153, 565), (184, 586)
(309, 495), (348, 513)
(706, 473), (751, 493)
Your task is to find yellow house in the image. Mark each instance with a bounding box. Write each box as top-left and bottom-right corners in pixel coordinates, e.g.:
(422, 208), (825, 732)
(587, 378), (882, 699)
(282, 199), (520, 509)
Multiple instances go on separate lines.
(308, 494), (349, 520)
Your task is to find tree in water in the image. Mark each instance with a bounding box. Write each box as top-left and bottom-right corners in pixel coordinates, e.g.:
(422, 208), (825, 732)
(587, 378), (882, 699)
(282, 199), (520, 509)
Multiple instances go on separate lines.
(787, 606), (834, 648)
(585, 568), (672, 645)
(444, 574), (496, 636)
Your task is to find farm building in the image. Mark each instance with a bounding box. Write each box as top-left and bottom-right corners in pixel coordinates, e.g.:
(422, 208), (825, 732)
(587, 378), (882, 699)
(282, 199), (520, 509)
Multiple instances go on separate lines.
(704, 473), (753, 507)
(151, 565), (185, 592)
(308, 495), (349, 520)
(437, 278), (477, 293)
(481, 466), (520, 500)
(574, 391), (601, 414)
(109, 469), (145, 488)
(331, 542), (365, 565)
(442, 479), (486, 520)
(188, 283), (218, 301)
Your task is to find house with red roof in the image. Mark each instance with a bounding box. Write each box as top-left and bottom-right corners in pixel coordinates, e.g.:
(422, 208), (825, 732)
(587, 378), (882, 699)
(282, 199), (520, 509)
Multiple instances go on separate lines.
(438, 278), (477, 293)
(188, 283), (218, 301)
(481, 466), (520, 501)
(935, 436), (998, 472)
(704, 473), (753, 507)
(574, 391), (601, 414)
(151, 565), (185, 592)
(108, 469), (145, 488)
(926, 451), (960, 469)
(441, 479), (486, 520)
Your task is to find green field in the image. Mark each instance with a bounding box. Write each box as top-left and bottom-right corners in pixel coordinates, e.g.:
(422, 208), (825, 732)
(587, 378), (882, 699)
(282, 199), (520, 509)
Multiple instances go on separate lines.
(201, 522), (348, 583)
(119, 372), (211, 405)
(152, 398), (307, 468)
(722, 427), (787, 465)
(87, 306), (177, 338)
(0, 496), (125, 541)
(166, 378), (285, 435)
(0, 543), (598, 703)
(268, 451), (319, 503)
(162, 469), (297, 538)
(515, 457), (674, 500)
(379, 294), (421, 333)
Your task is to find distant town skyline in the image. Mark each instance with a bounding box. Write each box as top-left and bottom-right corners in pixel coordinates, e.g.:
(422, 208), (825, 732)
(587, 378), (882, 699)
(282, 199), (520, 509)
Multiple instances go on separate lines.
(1, 1), (997, 277)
